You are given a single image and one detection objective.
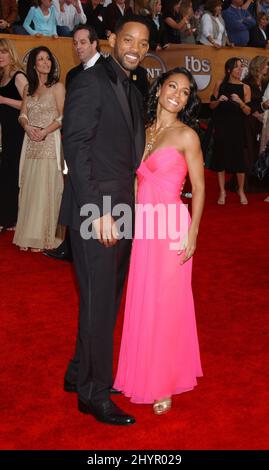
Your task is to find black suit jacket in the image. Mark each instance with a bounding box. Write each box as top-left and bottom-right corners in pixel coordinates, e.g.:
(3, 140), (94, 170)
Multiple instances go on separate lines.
(60, 57), (145, 230)
(147, 15), (168, 50)
(65, 63), (83, 90)
(131, 65), (149, 104)
(83, 4), (108, 39)
(249, 26), (268, 48)
(104, 3), (133, 33)
(65, 55), (104, 90)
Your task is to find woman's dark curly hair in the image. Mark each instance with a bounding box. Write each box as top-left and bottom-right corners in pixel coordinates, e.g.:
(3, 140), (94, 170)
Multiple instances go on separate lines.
(27, 46), (58, 96)
(146, 67), (201, 128)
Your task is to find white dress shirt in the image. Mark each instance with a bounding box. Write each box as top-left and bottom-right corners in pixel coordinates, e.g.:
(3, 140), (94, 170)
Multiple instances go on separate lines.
(83, 52), (101, 70)
(53, 0), (86, 30)
(199, 13), (225, 46)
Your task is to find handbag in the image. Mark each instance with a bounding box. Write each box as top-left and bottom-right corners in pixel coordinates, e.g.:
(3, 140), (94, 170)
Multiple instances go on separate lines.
(254, 141), (269, 180)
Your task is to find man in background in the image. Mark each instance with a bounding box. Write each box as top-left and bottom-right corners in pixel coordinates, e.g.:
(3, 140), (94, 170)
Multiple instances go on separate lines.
(44, 24), (104, 261)
(0, 0), (18, 33)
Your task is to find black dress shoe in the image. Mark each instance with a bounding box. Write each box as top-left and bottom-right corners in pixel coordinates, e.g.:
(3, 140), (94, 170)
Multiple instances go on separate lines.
(78, 398), (135, 425)
(110, 388), (121, 395)
(43, 248), (73, 262)
(64, 379), (121, 395)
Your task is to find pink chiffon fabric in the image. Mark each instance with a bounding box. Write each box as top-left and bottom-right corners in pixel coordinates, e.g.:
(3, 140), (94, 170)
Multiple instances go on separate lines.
(114, 147), (203, 404)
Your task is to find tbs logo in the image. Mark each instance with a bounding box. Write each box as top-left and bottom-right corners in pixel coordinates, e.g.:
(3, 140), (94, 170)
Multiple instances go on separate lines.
(185, 56), (211, 91)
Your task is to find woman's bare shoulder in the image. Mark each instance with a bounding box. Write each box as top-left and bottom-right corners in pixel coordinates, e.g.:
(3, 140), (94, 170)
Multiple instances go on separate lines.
(171, 124), (200, 152)
(173, 123), (198, 139)
(53, 81), (65, 93)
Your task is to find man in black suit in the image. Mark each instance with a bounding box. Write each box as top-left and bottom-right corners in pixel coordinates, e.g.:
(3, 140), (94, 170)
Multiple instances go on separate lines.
(44, 24), (104, 261)
(105, 0), (133, 33)
(249, 12), (269, 48)
(60, 16), (149, 425)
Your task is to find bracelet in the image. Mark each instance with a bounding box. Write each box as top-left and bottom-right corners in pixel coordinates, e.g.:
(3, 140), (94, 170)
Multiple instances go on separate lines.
(54, 115), (63, 124)
(261, 102), (267, 111)
(18, 113), (28, 121)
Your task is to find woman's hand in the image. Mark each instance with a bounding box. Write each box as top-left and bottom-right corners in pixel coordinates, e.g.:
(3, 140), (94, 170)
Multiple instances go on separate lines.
(177, 230), (197, 265)
(0, 95), (6, 105)
(262, 98), (269, 110)
(25, 125), (43, 141)
(218, 95), (228, 102)
(35, 128), (47, 141)
(252, 111), (264, 122)
(230, 93), (242, 104)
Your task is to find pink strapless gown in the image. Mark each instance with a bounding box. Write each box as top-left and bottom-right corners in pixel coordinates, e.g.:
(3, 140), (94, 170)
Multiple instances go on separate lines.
(114, 147), (203, 404)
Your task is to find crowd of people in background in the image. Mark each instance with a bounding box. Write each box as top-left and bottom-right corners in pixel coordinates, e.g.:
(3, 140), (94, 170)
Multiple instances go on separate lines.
(3, 0), (269, 47)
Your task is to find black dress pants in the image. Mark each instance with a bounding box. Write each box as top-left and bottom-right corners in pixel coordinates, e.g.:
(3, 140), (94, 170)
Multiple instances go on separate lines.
(65, 227), (132, 404)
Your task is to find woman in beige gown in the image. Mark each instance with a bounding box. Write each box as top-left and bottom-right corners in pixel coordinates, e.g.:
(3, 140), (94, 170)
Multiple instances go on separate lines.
(13, 46), (65, 251)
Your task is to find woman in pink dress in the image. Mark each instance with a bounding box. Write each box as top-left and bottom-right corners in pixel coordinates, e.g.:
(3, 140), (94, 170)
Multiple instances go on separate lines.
(114, 67), (205, 414)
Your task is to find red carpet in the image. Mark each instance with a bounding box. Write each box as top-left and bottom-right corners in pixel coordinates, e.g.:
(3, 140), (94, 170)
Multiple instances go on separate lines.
(0, 171), (269, 450)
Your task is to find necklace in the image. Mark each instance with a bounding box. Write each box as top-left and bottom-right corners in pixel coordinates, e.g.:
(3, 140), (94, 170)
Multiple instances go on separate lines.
(144, 121), (179, 157)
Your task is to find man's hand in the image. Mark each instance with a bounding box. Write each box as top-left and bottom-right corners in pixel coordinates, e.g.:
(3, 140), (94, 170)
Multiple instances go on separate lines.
(92, 213), (119, 247)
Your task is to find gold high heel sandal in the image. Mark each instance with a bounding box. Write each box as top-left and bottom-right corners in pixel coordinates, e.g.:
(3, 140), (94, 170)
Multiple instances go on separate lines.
(153, 397), (172, 415)
(237, 191), (248, 205)
(217, 191), (226, 205)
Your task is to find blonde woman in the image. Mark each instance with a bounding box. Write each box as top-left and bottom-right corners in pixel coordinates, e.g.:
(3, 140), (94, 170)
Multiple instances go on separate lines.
(147, 0), (169, 50)
(0, 39), (28, 231)
(179, 0), (196, 44)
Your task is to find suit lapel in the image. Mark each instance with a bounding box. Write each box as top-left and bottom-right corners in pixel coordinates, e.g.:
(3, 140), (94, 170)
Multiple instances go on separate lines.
(103, 58), (146, 166)
(132, 86), (145, 167)
(109, 80), (134, 138)
(103, 58), (134, 138)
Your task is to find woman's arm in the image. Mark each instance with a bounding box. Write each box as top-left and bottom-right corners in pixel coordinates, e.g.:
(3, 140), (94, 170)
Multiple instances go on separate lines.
(18, 85), (41, 141)
(209, 81), (228, 109)
(230, 84), (251, 115)
(201, 14), (220, 47)
(23, 7), (37, 35)
(50, 5), (58, 36)
(0, 73), (28, 110)
(164, 15), (190, 32)
(37, 82), (65, 140)
(180, 129), (205, 264)
(242, 0), (253, 10)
